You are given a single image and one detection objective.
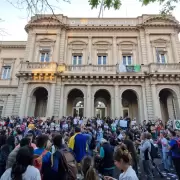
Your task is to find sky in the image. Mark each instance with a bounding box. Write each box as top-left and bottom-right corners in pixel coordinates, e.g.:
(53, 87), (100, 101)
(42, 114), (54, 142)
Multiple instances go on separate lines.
(0, 0), (180, 41)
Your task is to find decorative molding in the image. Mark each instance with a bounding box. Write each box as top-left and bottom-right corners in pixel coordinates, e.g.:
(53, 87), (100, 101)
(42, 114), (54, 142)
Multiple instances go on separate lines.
(156, 85), (179, 98)
(64, 86), (86, 98)
(119, 86), (141, 100)
(28, 83), (50, 97)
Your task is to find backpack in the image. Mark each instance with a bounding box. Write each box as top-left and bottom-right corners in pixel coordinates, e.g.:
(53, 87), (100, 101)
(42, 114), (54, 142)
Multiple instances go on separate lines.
(33, 150), (48, 172)
(59, 148), (78, 180)
(89, 136), (96, 150)
(150, 142), (159, 159)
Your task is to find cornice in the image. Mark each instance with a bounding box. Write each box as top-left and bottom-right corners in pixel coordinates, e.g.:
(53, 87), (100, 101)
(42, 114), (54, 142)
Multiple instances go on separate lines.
(25, 23), (69, 32)
(0, 45), (26, 48)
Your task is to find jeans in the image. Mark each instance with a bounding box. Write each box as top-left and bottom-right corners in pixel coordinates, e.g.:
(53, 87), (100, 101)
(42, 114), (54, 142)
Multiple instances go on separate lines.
(142, 160), (153, 180)
(162, 151), (170, 171)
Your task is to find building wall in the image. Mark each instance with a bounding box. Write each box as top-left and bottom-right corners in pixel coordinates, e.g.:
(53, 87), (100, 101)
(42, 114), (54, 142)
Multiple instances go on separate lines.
(0, 14), (180, 123)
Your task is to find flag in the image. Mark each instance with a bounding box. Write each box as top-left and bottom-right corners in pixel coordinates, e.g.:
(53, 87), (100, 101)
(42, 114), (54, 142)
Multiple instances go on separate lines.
(134, 65), (141, 72)
(119, 63), (127, 72)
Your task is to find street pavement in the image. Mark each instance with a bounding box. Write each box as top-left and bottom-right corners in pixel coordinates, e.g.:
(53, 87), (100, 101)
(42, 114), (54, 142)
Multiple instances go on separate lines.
(138, 159), (178, 180)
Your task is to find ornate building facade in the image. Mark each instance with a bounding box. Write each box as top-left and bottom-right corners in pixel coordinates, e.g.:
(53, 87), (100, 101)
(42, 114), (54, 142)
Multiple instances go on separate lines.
(0, 14), (180, 123)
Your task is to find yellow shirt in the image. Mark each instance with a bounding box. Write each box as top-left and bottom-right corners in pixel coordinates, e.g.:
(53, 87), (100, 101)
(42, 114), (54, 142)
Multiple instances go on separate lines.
(28, 123), (35, 130)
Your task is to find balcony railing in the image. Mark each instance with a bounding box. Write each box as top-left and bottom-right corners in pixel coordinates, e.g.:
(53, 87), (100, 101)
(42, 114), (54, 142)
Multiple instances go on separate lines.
(149, 63), (180, 73)
(20, 62), (57, 73)
(19, 62), (180, 75)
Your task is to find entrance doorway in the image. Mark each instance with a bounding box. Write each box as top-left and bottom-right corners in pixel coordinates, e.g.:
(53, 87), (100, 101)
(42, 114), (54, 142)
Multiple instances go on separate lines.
(67, 89), (84, 117)
(94, 89), (111, 118)
(123, 108), (129, 118)
(122, 90), (138, 120)
(159, 89), (179, 123)
(30, 87), (48, 117)
(72, 101), (84, 117)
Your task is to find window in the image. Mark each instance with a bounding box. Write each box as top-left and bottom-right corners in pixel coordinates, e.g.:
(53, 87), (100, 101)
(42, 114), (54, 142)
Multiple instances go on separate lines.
(40, 47), (51, 62)
(72, 55), (82, 65)
(0, 106), (3, 117)
(157, 53), (166, 64)
(98, 56), (107, 65)
(122, 56), (132, 65)
(156, 48), (166, 64)
(1, 66), (11, 79)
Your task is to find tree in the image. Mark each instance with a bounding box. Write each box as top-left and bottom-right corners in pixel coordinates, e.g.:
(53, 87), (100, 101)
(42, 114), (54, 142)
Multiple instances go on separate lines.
(89, 0), (179, 14)
(5, 0), (180, 16)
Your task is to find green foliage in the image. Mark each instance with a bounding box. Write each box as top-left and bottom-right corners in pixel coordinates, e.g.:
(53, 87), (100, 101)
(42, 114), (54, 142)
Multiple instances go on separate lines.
(89, 0), (121, 10)
(88, 0), (179, 14)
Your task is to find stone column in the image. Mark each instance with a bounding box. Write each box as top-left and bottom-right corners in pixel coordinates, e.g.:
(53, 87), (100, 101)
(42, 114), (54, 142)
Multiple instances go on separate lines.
(111, 97), (115, 118)
(64, 97), (67, 116)
(19, 83), (28, 117)
(119, 97), (123, 118)
(146, 33), (152, 64)
(54, 32), (61, 63)
(151, 84), (161, 119)
(48, 83), (56, 118)
(59, 84), (64, 118)
(171, 33), (179, 63)
(63, 35), (68, 64)
(142, 85), (148, 120)
(113, 37), (117, 64)
(29, 33), (36, 62)
(138, 97), (144, 124)
(88, 37), (92, 64)
(91, 93), (94, 118)
(137, 37), (142, 65)
(114, 85), (120, 118)
(86, 85), (91, 118)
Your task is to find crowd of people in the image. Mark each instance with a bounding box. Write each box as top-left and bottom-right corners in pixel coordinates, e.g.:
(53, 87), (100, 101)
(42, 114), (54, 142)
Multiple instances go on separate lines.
(0, 115), (178, 180)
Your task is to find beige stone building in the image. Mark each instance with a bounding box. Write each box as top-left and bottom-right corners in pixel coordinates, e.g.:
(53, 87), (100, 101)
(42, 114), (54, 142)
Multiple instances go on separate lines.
(0, 14), (180, 123)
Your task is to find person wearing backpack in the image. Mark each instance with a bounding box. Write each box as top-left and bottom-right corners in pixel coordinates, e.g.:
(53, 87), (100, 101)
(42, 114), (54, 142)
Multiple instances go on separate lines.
(33, 135), (51, 180)
(168, 130), (180, 179)
(139, 132), (153, 180)
(51, 134), (77, 180)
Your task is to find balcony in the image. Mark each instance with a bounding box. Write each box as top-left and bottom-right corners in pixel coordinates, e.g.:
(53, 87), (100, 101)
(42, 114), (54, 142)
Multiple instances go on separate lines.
(64, 64), (147, 75)
(64, 65), (117, 74)
(19, 62), (57, 74)
(149, 63), (180, 73)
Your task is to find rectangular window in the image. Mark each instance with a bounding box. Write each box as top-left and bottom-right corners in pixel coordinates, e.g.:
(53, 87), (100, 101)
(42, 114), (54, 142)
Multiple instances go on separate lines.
(40, 47), (51, 62)
(159, 53), (166, 64)
(97, 56), (107, 65)
(72, 55), (82, 65)
(0, 106), (3, 117)
(40, 52), (50, 62)
(1, 66), (11, 80)
(156, 48), (167, 64)
(122, 55), (132, 65)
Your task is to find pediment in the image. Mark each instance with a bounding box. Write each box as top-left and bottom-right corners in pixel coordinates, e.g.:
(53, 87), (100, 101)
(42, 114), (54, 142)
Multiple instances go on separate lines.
(69, 40), (87, 45)
(37, 38), (55, 43)
(93, 41), (111, 45)
(31, 16), (62, 24)
(143, 16), (179, 26)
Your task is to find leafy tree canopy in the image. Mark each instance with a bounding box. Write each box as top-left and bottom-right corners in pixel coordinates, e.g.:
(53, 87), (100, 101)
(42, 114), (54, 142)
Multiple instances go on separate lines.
(89, 0), (179, 14)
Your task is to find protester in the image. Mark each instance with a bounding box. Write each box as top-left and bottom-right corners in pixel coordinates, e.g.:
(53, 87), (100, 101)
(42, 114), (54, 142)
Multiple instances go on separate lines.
(104, 145), (138, 180)
(0, 146), (41, 180)
(168, 130), (180, 179)
(6, 138), (31, 169)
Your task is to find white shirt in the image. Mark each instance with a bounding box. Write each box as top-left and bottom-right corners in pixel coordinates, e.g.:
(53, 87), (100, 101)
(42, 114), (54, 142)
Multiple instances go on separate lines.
(119, 166), (138, 180)
(73, 118), (78, 125)
(1, 165), (41, 180)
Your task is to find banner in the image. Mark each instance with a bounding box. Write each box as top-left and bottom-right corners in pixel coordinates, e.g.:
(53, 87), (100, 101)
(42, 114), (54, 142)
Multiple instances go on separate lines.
(119, 120), (127, 128)
(174, 120), (180, 130)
